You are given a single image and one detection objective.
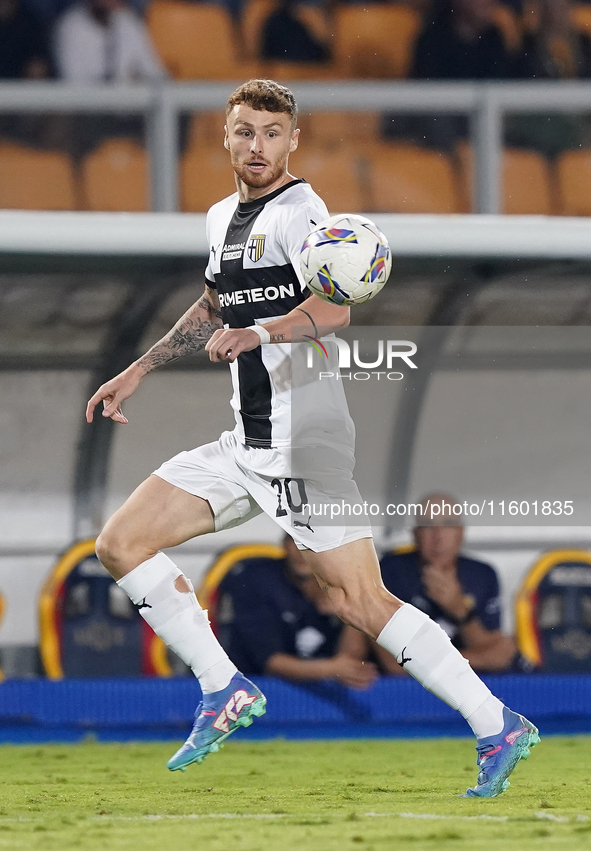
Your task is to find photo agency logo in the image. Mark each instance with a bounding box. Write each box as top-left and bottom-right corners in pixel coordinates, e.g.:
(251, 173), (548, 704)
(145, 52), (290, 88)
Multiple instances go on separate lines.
(305, 336), (418, 381)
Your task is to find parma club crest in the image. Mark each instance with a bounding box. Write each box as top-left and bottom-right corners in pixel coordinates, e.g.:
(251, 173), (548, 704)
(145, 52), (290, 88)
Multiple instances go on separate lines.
(247, 234), (266, 262)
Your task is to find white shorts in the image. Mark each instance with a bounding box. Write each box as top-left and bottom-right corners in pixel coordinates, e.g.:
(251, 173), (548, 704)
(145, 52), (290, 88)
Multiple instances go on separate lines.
(152, 430), (372, 553)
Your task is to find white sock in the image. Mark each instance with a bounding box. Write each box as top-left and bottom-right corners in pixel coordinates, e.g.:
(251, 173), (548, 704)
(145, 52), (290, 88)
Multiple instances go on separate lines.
(377, 603), (505, 739)
(117, 552), (237, 694)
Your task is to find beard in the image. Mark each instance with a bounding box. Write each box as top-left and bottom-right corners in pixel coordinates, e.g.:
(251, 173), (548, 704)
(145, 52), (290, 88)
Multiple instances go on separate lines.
(231, 153), (288, 190)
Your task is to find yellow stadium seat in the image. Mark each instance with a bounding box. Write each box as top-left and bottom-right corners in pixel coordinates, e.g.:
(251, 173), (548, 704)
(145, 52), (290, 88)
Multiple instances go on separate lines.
(524, 2), (591, 36)
(258, 59), (337, 80)
(556, 149), (591, 216)
(81, 138), (148, 212)
(503, 148), (554, 214)
(334, 4), (422, 78)
(492, 3), (522, 51)
(571, 4), (591, 35)
(148, 0), (244, 79)
(457, 144), (554, 214)
(0, 143), (76, 210)
(181, 143), (237, 212)
(367, 143), (462, 213)
(303, 111), (381, 147)
(187, 111), (227, 147)
(290, 144), (365, 212)
(241, 0), (276, 59)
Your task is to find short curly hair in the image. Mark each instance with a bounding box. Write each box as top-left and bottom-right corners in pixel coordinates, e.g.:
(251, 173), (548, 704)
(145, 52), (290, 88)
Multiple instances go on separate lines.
(226, 79), (298, 131)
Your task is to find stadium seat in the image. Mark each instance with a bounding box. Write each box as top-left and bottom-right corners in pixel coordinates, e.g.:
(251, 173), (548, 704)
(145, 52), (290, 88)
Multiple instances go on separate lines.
(81, 138), (148, 212)
(556, 148), (591, 216)
(457, 144), (555, 214)
(187, 111), (227, 148)
(0, 143), (76, 210)
(571, 4), (591, 36)
(290, 145), (365, 212)
(333, 4), (422, 78)
(366, 143), (462, 214)
(492, 3), (522, 51)
(258, 60), (337, 80)
(148, 0), (251, 79)
(241, 0), (275, 59)
(304, 111), (381, 147)
(198, 543), (285, 632)
(503, 148), (554, 215)
(516, 549), (591, 672)
(181, 143), (237, 212)
(39, 539), (171, 678)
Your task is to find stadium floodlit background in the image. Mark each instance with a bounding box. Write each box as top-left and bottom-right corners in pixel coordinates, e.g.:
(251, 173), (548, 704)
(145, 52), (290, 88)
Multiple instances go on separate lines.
(4, 1), (591, 848)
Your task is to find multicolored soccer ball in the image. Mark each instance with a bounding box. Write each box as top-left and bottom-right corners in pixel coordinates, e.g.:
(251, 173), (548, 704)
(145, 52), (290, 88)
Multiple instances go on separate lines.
(300, 214), (392, 306)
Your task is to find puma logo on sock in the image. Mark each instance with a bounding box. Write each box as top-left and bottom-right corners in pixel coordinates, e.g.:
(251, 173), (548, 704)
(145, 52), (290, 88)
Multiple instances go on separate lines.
(399, 647), (412, 668)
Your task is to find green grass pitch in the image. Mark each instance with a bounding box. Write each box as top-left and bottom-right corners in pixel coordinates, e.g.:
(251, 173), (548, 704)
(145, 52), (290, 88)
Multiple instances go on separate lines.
(1, 736), (590, 850)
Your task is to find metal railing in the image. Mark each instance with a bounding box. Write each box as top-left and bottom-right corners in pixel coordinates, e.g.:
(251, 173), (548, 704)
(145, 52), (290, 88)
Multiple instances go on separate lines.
(1, 79), (590, 214)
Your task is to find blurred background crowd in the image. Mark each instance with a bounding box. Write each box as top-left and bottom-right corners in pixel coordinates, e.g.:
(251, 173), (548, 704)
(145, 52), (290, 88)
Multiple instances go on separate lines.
(3, 0), (591, 213)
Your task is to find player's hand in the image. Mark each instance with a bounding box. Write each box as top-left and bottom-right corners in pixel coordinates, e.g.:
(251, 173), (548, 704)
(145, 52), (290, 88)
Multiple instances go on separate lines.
(328, 654), (378, 690)
(85, 365), (143, 424)
(205, 328), (261, 363)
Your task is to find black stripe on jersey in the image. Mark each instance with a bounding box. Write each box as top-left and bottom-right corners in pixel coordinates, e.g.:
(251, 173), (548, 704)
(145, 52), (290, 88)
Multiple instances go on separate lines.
(216, 180), (305, 448)
(237, 350), (272, 446)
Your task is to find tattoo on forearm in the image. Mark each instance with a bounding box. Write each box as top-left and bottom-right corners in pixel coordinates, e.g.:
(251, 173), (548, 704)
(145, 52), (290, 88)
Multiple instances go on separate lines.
(136, 295), (223, 375)
(196, 293), (223, 320)
(295, 307), (318, 338)
(270, 333), (286, 342)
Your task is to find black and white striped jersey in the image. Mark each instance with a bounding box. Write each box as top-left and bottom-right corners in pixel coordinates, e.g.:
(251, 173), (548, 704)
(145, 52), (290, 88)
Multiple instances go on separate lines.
(205, 179), (329, 449)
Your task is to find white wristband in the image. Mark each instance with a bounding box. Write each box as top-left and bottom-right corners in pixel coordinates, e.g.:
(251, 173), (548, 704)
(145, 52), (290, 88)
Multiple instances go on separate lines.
(247, 324), (271, 345)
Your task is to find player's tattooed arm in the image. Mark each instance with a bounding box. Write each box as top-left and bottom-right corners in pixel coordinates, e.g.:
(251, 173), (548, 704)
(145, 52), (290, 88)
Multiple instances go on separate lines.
(135, 285), (223, 375)
(86, 285), (223, 423)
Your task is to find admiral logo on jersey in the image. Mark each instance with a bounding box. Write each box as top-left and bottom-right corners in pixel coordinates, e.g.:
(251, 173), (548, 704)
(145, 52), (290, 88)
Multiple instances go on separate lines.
(222, 242), (245, 261)
(247, 234), (266, 262)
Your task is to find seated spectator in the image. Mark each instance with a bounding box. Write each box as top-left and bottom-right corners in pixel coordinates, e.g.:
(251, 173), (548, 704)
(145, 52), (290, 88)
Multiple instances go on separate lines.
(52, 0), (166, 156)
(411, 0), (513, 80)
(53, 0), (165, 83)
(260, 0), (330, 63)
(507, 0), (590, 155)
(0, 0), (51, 79)
(384, 0), (514, 149)
(0, 0), (60, 148)
(215, 535), (377, 688)
(516, 0), (591, 79)
(342, 493), (526, 675)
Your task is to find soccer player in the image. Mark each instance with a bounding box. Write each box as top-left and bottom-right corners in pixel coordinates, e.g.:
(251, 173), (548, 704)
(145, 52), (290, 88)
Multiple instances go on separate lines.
(86, 79), (538, 797)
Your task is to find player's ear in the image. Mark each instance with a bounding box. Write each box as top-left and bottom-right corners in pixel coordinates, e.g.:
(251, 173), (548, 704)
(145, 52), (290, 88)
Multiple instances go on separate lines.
(289, 128), (300, 153)
(223, 125), (230, 150)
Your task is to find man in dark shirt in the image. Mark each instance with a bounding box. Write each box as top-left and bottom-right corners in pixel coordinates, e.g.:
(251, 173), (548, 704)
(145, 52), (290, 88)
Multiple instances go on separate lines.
(0, 0), (51, 79)
(384, 0), (514, 148)
(216, 535), (377, 687)
(261, 0), (329, 64)
(411, 0), (512, 81)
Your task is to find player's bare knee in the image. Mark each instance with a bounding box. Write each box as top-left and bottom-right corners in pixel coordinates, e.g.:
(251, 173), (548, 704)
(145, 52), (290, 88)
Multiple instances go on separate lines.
(95, 527), (150, 578)
(95, 529), (124, 575)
